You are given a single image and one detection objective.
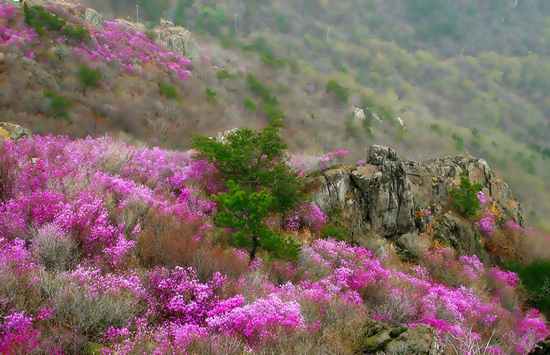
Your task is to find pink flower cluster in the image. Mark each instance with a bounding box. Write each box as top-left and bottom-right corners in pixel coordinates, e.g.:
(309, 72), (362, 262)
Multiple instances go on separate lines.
(476, 212), (496, 237)
(316, 150), (349, 170)
(0, 4), (193, 81)
(284, 203), (326, 233)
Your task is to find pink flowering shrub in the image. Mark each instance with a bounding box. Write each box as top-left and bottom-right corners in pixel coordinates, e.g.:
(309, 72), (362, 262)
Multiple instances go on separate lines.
(316, 150), (349, 170)
(284, 203), (327, 233)
(476, 211), (496, 237)
(207, 294), (305, 344)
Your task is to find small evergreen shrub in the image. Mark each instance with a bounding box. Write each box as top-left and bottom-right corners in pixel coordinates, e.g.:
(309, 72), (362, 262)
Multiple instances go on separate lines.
(157, 82), (181, 102)
(24, 4), (89, 42)
(43, 89), (73, 120)
(217, 69), (237, 80)
(78, 64), (102, 89)
(449, 172), (483, 217)
(326, 79), (350, 104)
(243, 98), (258, 110)
(509, 258), (550, 318)
(205, 87), (217, 103)
(262, 104), (286, 122)
(214, 181), (300, 261)
(191, 121), (302, 213)
(322, 224), (347, 241)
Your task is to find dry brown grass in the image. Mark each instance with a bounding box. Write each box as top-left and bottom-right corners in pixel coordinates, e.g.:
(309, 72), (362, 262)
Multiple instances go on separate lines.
(137, 210), (248, 281)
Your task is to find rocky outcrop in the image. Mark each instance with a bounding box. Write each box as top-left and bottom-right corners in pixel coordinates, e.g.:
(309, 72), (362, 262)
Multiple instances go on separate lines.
(152, 19), (199, 61)
(362, 320), (442, 354)
(82, 8), (104, 29)
(351, 146), (414, 237)
(309, 145), (524, 265)
(528, 336), (550, 355)
(0, 122), (33, 141)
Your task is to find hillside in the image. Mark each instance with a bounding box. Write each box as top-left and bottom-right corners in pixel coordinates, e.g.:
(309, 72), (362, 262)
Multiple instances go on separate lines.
(2, 0), (550, 232)
(71, 0), (550, 232)
(1, 2), (550, 354)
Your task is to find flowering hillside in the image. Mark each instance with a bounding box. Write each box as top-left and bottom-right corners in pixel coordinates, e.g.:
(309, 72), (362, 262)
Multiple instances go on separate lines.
(0, 134), (547, 354)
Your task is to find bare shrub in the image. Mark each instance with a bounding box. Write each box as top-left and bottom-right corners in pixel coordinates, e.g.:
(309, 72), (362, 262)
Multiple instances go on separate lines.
(137, 210), (200, 268)
(31, 223), (77, 271)
(0, 142), (17, 201)
(190, 244), (249, 282)
(398, 232), (432, 258)
(39, 271), (141, 341)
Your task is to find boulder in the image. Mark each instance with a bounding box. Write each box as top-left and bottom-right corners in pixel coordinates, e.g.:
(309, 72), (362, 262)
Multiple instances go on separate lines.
(152, 21), (199, 60)
(0, 122), (33, 141)
(82, 8), (104, 28)
(351, 146), (415, 237)
(362, 320), (442, 354)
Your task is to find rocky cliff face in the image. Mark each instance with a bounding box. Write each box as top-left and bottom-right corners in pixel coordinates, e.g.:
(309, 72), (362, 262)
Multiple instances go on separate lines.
(309, 145), (524, 265)
(152, 19), (200, 61)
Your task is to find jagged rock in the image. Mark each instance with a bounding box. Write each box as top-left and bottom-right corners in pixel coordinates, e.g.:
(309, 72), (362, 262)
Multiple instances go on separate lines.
(362, 320), (442, 355)
(152, 22), (199, 61)
(528, 336), (550, 355)
(310, 168), (351, 213)
(114, 19), (147, 33)
(82, 8), (104, 29)
(0, 122), (33, 141)
(351, 147), (415, 238)
(367, 145), (399, 165)
(309, 145), (524, 264)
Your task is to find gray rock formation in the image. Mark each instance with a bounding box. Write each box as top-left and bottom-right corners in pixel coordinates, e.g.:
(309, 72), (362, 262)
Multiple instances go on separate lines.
(362, 320), (442, 354)
(152, 20), (199, 61)
(528, 336), (550, 355)
(82, 8), (104, 29)
(309, 145), (524, 265)
(351, 145), (414, 237)
(0, 122), (33, 141)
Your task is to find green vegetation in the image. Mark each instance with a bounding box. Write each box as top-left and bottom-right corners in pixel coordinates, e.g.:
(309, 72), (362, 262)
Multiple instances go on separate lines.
(246, 74), (278, 105)
(509, 258), (550, 318)
(78, 64), (102, 89)
(322, 224), (347, 242)
(196, 5), (228, 36)
(244, 98), (258, 110)
(262, 104), (285, 122)
(216, 69), (237, 80)
(449, 172), (483, 218)
(191, 121), (302, 213)
(157, 82), (181, 102)
(24, 4), (89, 42)
(214, 181), (300, 261)
(43, 90), (73, 120)
(205, 87), (217, 103)
(326, 80), (350, 104)
(145, 31), (156, 41)
(136, 0), (171, 23)
(192, 122), (302, 261)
